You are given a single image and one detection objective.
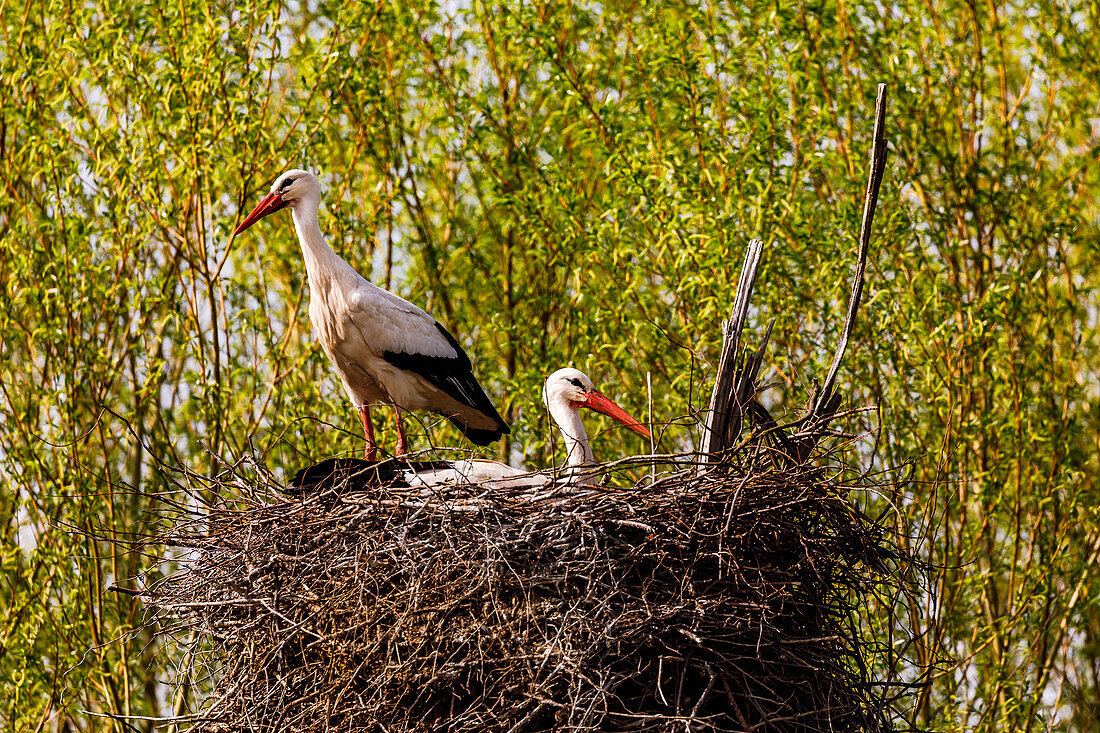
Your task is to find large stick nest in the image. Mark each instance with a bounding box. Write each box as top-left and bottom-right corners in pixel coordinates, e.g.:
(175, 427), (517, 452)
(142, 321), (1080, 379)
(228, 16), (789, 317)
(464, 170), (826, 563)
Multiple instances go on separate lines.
(145, 445), (913, 733)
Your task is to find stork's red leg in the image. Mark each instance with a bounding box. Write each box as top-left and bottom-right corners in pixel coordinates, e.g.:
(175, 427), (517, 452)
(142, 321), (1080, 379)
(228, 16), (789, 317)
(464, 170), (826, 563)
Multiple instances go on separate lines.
(393, 407), (409, 457)
(358, 405), (378, 462)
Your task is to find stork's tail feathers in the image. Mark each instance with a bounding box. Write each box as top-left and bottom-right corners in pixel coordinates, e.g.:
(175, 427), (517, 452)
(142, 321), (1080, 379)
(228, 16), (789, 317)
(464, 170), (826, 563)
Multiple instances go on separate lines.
(449, 417), (510, 446)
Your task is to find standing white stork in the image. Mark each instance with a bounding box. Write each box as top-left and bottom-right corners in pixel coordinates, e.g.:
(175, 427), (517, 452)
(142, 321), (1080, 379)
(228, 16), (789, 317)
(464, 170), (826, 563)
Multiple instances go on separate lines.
(233, 169), (509, 460)
(403, 367), (651, 488)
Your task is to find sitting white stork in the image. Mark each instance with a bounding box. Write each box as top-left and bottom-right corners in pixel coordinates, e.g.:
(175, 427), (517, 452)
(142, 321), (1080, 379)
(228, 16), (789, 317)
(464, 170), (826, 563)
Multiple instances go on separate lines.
(233, 169), (509, 459)
(402, 367), (651, 488)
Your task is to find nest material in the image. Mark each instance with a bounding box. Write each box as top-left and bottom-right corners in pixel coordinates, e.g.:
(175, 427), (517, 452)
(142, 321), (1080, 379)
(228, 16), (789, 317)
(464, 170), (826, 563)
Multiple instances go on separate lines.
(149, 448), (909, 733)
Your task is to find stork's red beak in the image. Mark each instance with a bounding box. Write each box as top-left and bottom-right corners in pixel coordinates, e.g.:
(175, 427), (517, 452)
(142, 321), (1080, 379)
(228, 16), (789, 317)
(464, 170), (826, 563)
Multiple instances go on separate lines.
(581, 391), (652, 439)
(233, 191), (290, 236)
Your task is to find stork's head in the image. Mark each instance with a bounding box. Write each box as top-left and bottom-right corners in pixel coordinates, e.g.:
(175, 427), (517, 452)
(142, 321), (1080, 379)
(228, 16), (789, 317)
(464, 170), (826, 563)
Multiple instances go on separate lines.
(233, 169), (320, 236)
(543, 367), (651, 439)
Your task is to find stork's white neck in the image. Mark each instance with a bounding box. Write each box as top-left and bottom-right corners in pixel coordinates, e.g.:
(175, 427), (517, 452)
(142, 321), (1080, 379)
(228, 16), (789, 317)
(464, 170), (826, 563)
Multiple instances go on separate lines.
(547, 395), (594, 468)
(290, 194), (343, 285)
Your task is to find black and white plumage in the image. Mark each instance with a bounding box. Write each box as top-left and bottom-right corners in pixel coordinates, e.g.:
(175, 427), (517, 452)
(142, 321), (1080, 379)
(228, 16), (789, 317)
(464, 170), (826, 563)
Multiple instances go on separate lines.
(233, 169), (508, 459)
(287, 368), (651, 495)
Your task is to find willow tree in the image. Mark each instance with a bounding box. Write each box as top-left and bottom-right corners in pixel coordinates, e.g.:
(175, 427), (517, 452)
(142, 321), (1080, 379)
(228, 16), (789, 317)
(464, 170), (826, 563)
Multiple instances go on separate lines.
(1, 1), (1096, 731)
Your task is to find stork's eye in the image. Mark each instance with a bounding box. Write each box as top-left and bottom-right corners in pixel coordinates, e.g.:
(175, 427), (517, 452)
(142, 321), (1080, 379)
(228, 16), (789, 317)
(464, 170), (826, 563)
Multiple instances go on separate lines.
(567, 378), (584, 389)
(279, 177), (296, 191)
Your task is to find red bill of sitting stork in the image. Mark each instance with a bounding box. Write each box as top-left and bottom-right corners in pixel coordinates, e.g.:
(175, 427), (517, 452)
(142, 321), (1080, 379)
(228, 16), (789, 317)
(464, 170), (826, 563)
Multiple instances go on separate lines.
(233, 169), (509, 460)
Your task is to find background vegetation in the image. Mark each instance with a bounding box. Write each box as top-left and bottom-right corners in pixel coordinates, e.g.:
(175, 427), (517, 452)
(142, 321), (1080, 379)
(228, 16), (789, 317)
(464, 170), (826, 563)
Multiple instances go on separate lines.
(1, 0), (1097, 730)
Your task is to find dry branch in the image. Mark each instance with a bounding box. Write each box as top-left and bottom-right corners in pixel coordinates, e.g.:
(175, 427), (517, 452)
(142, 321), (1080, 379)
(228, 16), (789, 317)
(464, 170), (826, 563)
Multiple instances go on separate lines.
(798, 83), (890, 458)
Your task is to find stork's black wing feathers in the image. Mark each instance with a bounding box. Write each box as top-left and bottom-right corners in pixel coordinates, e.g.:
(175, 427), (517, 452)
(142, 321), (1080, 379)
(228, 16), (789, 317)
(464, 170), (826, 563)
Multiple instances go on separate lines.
(382, 322), (509, 445)
(285, 457), (461, 496)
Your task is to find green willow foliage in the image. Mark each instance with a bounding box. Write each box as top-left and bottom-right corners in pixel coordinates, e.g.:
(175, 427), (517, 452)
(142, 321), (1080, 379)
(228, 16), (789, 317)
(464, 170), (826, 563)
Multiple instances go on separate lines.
(1, 1), (1097, 731)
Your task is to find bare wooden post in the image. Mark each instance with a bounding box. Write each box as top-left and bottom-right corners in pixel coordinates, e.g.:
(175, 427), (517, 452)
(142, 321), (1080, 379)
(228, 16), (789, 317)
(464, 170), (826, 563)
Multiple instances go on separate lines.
(699, 238), (765, 472)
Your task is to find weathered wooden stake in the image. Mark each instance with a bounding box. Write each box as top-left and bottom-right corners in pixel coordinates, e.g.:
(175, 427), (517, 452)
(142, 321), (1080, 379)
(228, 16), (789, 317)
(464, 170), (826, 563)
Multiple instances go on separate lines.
(698, 238), (764, 471)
